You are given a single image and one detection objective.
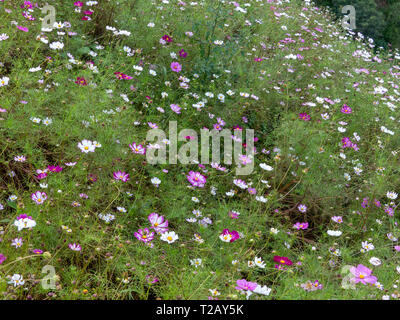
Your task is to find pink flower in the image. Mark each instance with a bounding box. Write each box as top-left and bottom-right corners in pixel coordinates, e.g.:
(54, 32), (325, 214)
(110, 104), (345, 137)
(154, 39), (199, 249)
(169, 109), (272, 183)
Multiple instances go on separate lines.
(235, 279), (258, 291)
(299, 113), (311, 121)
(293, 222), (309, 230)
(170, 104), (181, 114)
(17, 26), (29, 32)
(129, 142), (146, 155)
(170, 62), (182, 73)
(148, 213), (169, 234)
(113, 171), (129, 182)
(350, 264), (377, 285)
(187, 171), (207, 188)
(31, 191), (47, 205)
(134, 228), (154, 243)
(69, 243), (82, 251)
(341, 104), (352, 114)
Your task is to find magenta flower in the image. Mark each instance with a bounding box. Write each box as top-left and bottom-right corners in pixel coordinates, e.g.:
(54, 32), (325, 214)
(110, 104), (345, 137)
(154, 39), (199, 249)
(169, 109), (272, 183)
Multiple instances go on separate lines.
(31, 191), (47, 205)
(113, 171), (129, 182)
(273, 256), (293, 266)
(114, 72), (133, 80)
(75, 77), (87, 86)
(235, 279), (258, 291)
(134, 228), (155, 243)
(293, 222), (309, 230)
(220, 229), (240, 242)
(350, 264), (377, 285)
(48, 165), (63, 173)
(162, 35), (172, 43)
(187, 171), (207, 188)
(179, 49), (187, 58)
(170, 62), (182, 73)
(299, 113), (311, 121)
(0, 254), (6, 265)
(17, 26), (29, 32)
(148, 213), (169, 234)
(341, 104), (352, 114)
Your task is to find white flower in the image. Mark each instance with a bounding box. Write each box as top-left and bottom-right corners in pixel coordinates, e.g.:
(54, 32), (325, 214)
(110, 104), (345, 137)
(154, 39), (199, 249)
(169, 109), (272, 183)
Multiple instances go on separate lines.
(49, 41), (64, 50)
(151, 177), (161, 187)
(327, 230), (342, 237)
(78, 139), (96, 153)
(190, 258), (202, 268)
(361, 241), (374, 252)
(255, 196), (268, 203)
(270, 228), (279, 234)
(369, 257), (382, 266)
(8, 274), (25, 287)
(0, 76), (9, 87)
(387, 191), (398, 200)
(254, 285), (272, 296)
(254, 257), (266, 268)
(160, 231), (178, 243)
(259, 163), (273, 171)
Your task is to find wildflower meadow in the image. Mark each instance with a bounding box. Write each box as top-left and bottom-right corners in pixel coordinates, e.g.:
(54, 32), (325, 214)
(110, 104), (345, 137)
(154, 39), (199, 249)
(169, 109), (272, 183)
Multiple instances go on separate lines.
(1, 0), (400, 302)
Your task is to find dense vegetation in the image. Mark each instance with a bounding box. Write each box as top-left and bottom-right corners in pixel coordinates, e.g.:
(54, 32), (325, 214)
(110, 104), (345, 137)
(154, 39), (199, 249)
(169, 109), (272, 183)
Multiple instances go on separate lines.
(315, 0), (400, 49)
(0, 0), (400, 300)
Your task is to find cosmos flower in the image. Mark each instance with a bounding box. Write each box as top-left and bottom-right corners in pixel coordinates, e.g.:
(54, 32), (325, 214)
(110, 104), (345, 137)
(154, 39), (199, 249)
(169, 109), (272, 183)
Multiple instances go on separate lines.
(69, 243), (82, 251)
(8, 274), (25, 287)
(148, 213), (169, 234)
(31, 191), (47, 205)
(187, 171), (207, 188)
(235, 279), (258, 291)
(273, 256), (293, 266)
(350, 264), (377, 285)
(129, 142), (146, 154)
(160, 231), (179, 244)
(113, 171), (130, 182)
(170, 62), (182, 73)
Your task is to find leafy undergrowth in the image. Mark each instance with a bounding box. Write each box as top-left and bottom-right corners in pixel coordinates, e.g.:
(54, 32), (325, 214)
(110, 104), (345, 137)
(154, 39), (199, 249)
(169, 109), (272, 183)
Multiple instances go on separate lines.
(0, 0), (400, 300)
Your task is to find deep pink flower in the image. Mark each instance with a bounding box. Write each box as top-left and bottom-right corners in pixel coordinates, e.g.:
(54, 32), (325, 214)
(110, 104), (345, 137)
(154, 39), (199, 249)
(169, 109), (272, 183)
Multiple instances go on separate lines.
(0, 254), (6, 265)
(114, 72), (133, 80)
(179, 49), (187, 58)
(75, 77), (87, 86)
(17, 26), (29, 32)
(273, 256), (293, 266)
(162, 35), (172, 43)
(299, 113), (311, 121)
(170, 62), (182, 73)
(113, 171), (129, 182)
